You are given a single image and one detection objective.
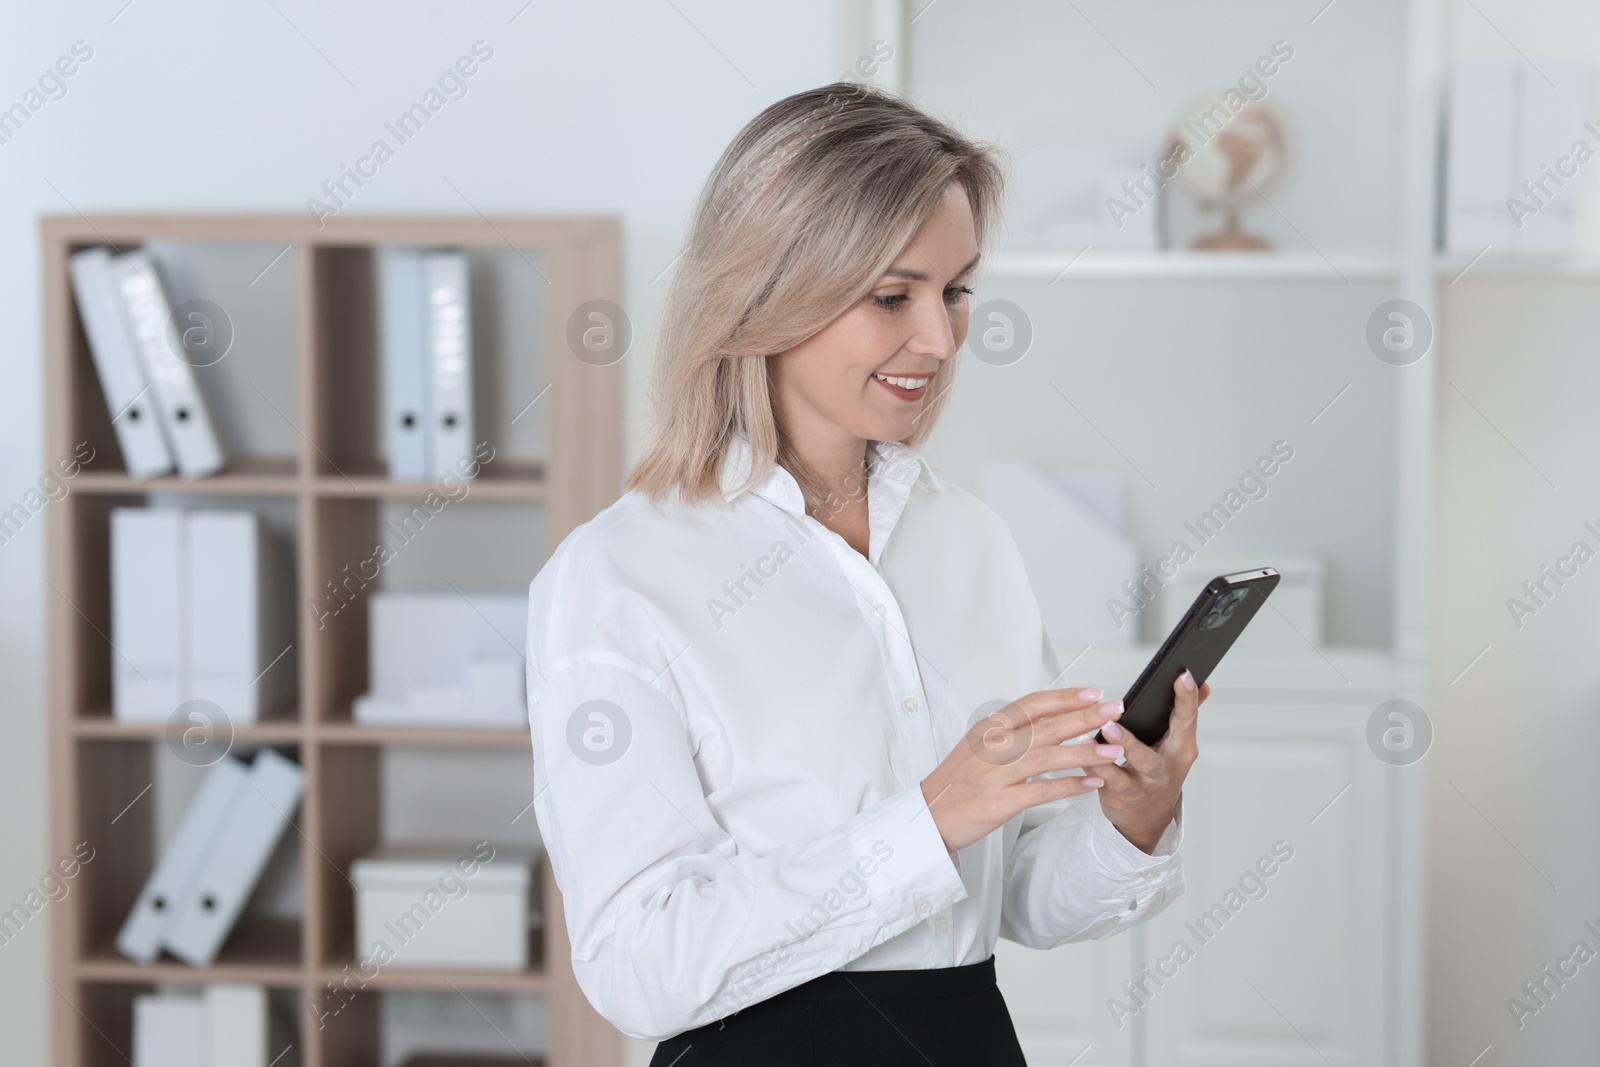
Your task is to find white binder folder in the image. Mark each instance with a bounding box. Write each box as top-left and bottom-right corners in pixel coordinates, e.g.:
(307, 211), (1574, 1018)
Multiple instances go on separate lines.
(379, 248), (431, 480)
(1446, 62), (1516, 254)
(187, 512), (295, 724)
(425, 250), (474, 479)
(165, 748), (304, 967)
(1447, 62), (1587, 255)
(1514, 63), (1584, 254)
(68, 248), (174, 478)
(203, 983), (271, 1067)
(111, 507), (186, 721)
(116, 755), (250, 963)
(111, 250), (225, 478)
(133, 992), (205, 1067)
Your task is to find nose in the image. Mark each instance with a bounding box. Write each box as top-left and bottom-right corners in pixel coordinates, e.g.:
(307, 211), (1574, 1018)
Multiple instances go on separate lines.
(905, 292), (959, 363)
(908, 295), (953, 367)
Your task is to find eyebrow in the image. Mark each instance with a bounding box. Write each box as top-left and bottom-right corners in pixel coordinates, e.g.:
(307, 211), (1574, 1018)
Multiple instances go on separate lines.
(882, 253), (982, 283)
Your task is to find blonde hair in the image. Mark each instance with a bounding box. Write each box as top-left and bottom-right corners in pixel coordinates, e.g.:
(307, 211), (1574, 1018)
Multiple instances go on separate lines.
(624, 82), (1005, 514)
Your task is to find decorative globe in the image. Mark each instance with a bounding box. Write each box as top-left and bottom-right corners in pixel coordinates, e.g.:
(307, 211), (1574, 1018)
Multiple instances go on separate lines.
(1165, 94), (1284, 249)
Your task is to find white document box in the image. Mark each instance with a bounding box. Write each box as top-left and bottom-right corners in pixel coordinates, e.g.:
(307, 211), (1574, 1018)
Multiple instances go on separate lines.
(351, 844), (537, 971)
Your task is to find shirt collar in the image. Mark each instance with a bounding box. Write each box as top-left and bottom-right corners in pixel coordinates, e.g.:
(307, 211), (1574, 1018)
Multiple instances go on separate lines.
(718, 431), (942, 516)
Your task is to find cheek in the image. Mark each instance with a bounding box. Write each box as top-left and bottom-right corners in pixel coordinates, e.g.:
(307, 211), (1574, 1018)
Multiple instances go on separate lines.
(860, 305), (906, 344)
(830, 308), (902, 380)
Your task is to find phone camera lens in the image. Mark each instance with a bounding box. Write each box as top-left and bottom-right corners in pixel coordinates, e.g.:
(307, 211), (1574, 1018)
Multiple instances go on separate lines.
(1199, 588), (1249, 630)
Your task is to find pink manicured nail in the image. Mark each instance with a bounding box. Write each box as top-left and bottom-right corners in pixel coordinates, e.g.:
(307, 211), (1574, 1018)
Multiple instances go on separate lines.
(1102, 722), (1124, 741)
(1180, 670), (1196, 692)
(1099, 700), (1123, 718)
(1079, 688), (1103, 701)
(1083, 777), (1105, 788)
(1096, 744), (1123, 759)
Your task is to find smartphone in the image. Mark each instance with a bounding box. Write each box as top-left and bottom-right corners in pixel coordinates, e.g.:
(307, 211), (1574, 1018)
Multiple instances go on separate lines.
(1100, 567), (1280, 747)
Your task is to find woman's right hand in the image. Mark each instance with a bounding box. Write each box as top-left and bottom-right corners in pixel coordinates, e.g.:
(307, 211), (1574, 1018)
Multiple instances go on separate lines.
(919, 688), (1125, 854)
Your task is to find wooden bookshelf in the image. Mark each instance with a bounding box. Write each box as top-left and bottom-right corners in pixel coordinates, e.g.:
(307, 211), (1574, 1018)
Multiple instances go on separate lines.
(43, 214), (624, 1067)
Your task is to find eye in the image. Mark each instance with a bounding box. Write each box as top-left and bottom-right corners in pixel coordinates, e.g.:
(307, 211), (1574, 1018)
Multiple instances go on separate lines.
(874, 285), (974, 310)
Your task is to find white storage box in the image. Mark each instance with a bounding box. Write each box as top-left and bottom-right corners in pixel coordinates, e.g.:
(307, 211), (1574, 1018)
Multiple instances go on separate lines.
(352, 591), (529, 729)
(352, 843), (538, 971)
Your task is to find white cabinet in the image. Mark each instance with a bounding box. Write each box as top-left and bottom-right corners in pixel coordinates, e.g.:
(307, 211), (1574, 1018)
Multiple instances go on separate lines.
(996, 929), (1136, 1066)
(995, 649), (1414, 1067)
(1137, 699), (1385, 1065)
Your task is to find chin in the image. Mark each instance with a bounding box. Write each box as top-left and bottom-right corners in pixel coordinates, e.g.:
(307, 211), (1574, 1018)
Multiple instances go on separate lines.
(861, 413), (919, 442)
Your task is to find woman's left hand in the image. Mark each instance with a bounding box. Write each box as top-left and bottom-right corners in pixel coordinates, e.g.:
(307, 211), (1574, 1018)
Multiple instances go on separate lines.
(1096, 670), (1210, 853)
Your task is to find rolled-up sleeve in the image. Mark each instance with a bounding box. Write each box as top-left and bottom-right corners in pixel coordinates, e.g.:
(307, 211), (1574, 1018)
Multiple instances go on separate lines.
(528, 593), (967, 1040)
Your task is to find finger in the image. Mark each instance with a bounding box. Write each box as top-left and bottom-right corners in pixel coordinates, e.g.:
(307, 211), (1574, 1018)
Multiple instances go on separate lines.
(1099, 719), (1162, 774)
(967, 701), (1108, 768)
(1169, 671), (1201, 734)
(1022, 738), (1124, 779)
(1018, 774), (1103, 810)
(1031, 699), (1124, 747)
(1153, 673), (1202, 761)
(978, 695), (1118, 754)
(1014, 686), (1108, 725)
(1199, 682), (1212, 704)
(1093, 761), (1140, 794)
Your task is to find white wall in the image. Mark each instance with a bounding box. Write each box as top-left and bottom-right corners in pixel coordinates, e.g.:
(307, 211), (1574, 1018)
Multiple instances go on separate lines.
(1427, 4), (1600, 1064)
(0, 4), (836, 1063)
(1429, 275), (1600, 1064)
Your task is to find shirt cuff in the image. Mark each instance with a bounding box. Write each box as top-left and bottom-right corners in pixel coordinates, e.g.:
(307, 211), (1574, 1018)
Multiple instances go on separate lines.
(847, 783), (968, 929)
(1088, 795), (1184, 873)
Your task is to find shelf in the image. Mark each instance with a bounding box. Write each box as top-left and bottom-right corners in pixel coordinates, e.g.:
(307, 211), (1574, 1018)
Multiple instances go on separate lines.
(988, 249), (1402, 282)
(314, 465), (547, 501)
(73, 716), (303, 743)
(68, 464), (548, 500)
(46, 211), (622, 1067)
(77, 918), (302, 985)
(317, 722), (531, 748)
(41, 212), (618, 248)
(76, 954), (306, 987)
(73, 457), (301, 497)
(318, 963), (550, 994)
(320, 923), (546, 993)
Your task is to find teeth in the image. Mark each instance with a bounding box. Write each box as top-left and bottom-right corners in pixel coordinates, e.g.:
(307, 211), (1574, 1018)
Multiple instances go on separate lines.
(873, 373), (928, 390)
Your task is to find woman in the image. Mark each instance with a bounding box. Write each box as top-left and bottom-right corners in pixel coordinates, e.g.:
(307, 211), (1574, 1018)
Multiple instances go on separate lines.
(526, 83), (1207, 1065)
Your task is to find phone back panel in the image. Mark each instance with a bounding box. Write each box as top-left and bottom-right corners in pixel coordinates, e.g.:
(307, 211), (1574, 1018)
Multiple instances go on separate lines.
(1119, 569), (1281, 745)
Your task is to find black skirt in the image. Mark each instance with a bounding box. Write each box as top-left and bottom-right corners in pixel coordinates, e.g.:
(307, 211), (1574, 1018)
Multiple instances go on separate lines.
(647, 956), (1027, 1066)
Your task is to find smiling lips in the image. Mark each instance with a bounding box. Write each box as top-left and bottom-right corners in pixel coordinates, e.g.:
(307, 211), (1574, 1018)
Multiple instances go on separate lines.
(871, 371), (932, 400)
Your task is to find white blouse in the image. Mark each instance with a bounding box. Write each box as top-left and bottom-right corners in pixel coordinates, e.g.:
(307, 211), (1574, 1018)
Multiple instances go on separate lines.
(525, 432), (1185, 1041)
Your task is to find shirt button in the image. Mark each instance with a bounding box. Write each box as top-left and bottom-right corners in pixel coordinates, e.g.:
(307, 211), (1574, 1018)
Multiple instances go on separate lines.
(901, 696), (919, 714)
(915, 899), (932, 916)
(873, 603), (888, 617)
(936, 916), (950, 935)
